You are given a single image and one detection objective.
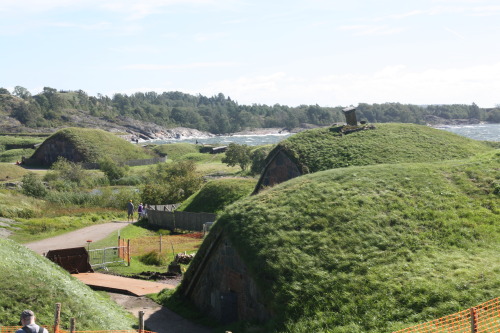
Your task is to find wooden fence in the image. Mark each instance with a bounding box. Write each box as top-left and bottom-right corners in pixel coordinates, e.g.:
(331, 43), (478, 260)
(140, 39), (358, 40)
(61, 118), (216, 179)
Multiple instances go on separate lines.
(146, 209), (216, 232)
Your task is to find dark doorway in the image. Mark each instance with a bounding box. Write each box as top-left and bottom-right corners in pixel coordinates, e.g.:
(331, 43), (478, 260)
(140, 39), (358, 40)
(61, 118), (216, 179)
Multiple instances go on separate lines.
(220, 291), (238, 324)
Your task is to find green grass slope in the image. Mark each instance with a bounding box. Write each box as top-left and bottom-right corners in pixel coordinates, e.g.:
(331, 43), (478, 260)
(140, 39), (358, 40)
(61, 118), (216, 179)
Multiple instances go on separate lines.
(152, 143), (200, 160)
(0, 238), (135, 329)
(0, 163), (28, 181)
(277, 123), (494, 172)
(31, 127), (151, 164)
(186, 150), (500, 332)
(177, 178), (256, 213)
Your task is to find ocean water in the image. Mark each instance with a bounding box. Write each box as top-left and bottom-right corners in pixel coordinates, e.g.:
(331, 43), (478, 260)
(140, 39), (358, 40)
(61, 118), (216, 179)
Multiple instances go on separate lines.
(437, 123), (500, 142)
(149, 123), (500, 146)
(150, 132), (293, 146)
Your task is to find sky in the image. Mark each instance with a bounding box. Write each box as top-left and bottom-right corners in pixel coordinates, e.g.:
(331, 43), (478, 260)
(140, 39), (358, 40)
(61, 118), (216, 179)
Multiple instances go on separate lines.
(1, 0), (500, 108)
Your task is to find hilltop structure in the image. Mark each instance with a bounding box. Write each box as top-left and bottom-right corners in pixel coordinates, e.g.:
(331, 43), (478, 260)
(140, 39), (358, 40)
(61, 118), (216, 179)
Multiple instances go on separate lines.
(252, 122), (491, 194)
(26, 127), (150, 166)
(177, 148), (500, 331)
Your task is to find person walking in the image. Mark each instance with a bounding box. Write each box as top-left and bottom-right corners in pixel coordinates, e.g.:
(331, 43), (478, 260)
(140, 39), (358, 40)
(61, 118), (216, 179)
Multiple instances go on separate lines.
(137, 203), (144, 221)
(16, 310), (48, 333)
(127, 200), (134, 222)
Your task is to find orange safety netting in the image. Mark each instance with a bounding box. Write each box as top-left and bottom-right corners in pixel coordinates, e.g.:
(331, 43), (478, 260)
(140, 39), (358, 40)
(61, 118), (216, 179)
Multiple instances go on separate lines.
(0, 328), (155, 333)
(393, 297), (499, 333)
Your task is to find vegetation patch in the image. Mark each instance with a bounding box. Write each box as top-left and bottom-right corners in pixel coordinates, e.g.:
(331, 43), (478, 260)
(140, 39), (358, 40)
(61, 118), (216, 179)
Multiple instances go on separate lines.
(182, 150), (500, 332)
(178, 178), (256, 213)
(0, 238), (135, 330)
(276, 123), (494, 173)
(28, 127), (152, 166)
(0, 163), (28, 181)
(152, 143), (201, 160)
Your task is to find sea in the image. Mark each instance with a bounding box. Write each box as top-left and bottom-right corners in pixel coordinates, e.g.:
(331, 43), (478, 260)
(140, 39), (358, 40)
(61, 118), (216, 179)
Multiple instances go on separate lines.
(149, 123), (500, 146)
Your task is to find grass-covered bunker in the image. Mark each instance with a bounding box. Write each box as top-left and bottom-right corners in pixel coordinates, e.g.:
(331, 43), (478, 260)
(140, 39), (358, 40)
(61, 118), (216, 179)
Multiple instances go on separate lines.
(254, 123), (493, 193)
(27, 127), (151, 166)
(177, 126), (499, 332)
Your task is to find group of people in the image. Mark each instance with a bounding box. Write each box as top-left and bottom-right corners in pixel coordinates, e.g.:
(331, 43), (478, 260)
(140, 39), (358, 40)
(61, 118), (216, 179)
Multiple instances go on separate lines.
(126, 200), (146, 222)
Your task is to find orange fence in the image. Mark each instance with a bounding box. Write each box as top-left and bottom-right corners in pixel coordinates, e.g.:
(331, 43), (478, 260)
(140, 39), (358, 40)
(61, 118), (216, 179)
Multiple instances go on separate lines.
(393, 298), (499, 333)
(0, 327), (155, 333)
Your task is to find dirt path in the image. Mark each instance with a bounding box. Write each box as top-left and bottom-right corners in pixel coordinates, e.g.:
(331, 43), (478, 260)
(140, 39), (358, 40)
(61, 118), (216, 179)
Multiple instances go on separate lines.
(108, 293), (211, 333)
(25, 221), (131, 254)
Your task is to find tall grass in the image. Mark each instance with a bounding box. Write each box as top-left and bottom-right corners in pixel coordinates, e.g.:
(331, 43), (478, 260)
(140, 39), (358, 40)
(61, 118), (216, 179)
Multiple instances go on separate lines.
(182, 150), (500, 332)
(0, 238), (135, 329)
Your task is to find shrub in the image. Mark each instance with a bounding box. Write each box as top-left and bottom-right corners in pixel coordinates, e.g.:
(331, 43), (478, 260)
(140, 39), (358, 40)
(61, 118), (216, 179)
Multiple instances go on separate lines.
(139, 251), (169, 266)
(21, 173), (47, 198)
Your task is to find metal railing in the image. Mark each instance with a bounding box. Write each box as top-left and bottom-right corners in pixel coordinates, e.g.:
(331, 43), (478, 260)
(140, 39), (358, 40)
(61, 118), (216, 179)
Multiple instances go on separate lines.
(88, 246), (126, 268)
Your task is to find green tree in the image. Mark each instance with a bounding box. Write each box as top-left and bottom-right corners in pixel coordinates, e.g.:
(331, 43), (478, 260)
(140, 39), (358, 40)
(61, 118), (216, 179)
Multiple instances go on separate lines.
(250, 145), (273, 175)
(222, 143), (252, 171)
(46, 157), (89, 186)
(13, 86), (31, 100)
(142, 161), (203, 204)
(99, 157), (127, 182)
(21, 173), (47, 198)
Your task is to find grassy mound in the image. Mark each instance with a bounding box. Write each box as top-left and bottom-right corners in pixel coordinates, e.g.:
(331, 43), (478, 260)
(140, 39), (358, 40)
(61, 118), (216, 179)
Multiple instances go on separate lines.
(177, 178), (256, 213)
(0, 148), (35, 162)
(185, 150), (500, 332)
(276, 123), (494, 173)
(152, 143), (201, 160)
(0, 238), (135, 329)
(30, 127), (151, 165)
(0, 163), (28, 181)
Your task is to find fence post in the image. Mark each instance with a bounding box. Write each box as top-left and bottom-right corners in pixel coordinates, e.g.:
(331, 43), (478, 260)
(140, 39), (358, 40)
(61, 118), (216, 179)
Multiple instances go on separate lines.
(53, 303), (61, 333)
(159, 235), (162, 253)
(127, 239), (131, 266)
(138, 311), (144, 333)
(69, 318), (75, 333)
(470, 307), (478, 333)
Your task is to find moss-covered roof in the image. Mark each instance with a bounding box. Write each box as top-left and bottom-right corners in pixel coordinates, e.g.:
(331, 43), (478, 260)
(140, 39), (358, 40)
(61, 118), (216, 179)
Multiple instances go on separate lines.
(182, 149), (500, 332)
(177, 178), (256, 213)
(270, 123), (493, 173)
(30, 127), (151, 164)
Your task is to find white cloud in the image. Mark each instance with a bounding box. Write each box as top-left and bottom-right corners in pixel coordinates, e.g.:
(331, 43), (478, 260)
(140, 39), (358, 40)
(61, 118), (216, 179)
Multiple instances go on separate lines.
(124, 62), (240, 70)
(203, 63), (500, 107)
(338, 24), (404, 36)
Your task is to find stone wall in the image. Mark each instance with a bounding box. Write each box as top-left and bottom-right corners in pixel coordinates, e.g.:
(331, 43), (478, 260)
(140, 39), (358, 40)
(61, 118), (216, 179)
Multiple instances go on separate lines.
(187, 235), (271, 324)
(29, 140), (85, 166)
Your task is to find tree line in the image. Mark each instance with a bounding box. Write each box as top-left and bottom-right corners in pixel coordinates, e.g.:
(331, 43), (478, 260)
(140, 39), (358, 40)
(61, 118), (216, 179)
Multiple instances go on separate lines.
(1, 86), (499, 134)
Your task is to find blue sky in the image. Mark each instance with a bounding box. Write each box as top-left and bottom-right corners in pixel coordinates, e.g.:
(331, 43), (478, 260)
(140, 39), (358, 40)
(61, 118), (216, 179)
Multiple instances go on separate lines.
(1, 0), (500, 107)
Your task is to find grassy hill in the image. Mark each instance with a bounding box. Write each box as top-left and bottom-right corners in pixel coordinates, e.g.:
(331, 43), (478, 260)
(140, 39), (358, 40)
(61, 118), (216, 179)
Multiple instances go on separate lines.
(177, 178), (257, 213)
(152, 143), (201, 160)
(276, 123), (494, 172)
(0, 238), (135, 330)
(29, 127), (152, 165)
(184, 149), (500, 332)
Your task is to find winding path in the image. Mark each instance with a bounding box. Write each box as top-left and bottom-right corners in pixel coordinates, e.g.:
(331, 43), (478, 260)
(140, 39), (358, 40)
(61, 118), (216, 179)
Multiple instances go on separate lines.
(24, 221), (211, 333)
(25, 221), (131, 254)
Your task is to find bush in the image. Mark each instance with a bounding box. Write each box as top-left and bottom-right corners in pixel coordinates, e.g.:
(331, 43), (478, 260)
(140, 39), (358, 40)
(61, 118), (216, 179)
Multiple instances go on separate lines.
(99, 156), (128, 182)
(139, 251), (169, 266)
(21, 173), (47, 198)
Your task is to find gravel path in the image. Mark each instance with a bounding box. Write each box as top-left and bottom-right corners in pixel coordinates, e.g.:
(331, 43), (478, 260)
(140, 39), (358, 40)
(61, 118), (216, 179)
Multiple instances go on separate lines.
(25, 221), (131, 254)
(108, 293), (211, 333)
